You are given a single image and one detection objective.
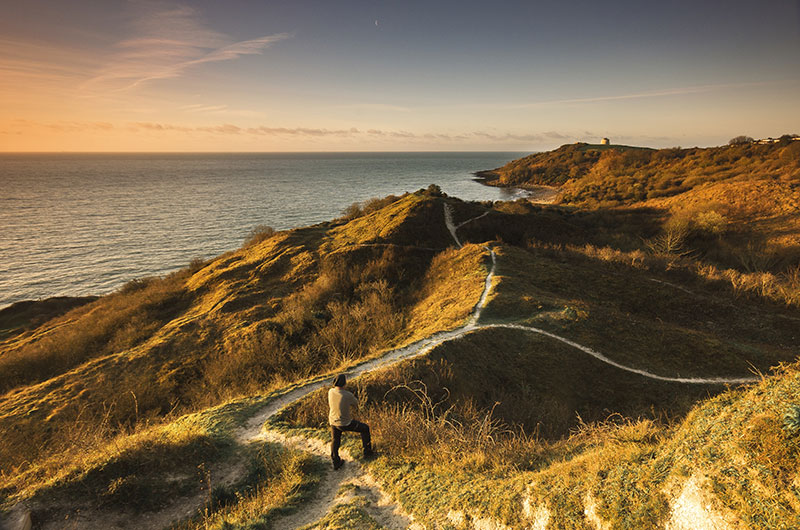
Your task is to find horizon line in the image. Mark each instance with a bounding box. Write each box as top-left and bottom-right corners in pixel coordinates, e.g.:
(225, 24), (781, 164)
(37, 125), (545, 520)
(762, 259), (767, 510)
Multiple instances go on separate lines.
(0, 149), (542, 155)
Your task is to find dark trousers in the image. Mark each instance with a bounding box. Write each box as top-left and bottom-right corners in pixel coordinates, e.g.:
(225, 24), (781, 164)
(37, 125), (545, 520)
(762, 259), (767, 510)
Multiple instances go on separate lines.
(331, 420), (371, 462)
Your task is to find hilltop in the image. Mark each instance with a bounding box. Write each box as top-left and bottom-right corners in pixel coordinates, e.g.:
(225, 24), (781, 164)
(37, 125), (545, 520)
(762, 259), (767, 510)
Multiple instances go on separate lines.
(480, 137), (800, 276)
(0, 175), (799, 528)
(477, 137), (800, 204)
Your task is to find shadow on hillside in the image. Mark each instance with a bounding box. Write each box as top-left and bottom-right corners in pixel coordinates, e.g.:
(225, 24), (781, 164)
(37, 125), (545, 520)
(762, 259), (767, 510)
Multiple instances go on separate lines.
(457, 202), (665, 249)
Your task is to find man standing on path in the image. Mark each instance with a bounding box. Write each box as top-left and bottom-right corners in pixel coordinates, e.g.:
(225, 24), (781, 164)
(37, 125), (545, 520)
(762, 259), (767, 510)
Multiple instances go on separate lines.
(328, 374), (373, 470)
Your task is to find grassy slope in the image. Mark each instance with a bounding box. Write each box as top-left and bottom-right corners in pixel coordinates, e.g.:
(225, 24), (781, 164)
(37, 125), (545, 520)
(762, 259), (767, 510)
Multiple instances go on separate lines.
(2, 173), (800, 528)
(480, 140), (800, 273)
(480, 140), (799, 203)
(272, 192), (800, 528)
(484, 244), (797, 377)
(476, 142), (653, 188)
(0, 296), (97, 342)
(0, 190), (491, 520)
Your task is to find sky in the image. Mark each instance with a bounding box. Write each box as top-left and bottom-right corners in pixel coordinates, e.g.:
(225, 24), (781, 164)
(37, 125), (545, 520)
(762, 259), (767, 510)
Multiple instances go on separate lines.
(1, 0), (798, 152)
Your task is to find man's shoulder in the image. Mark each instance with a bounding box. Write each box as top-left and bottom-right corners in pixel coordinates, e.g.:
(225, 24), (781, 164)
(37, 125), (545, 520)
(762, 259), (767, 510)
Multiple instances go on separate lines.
(329, 387), (356, 399)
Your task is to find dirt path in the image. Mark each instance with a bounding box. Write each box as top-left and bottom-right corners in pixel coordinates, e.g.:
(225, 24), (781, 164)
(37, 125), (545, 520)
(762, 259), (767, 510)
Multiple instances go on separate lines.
(22, 203), (760, 530)
(243, 204), (758, 527)
(482, 323), (758, 384)
(443, 204), (462, 248)
(258, 431), (417, 530)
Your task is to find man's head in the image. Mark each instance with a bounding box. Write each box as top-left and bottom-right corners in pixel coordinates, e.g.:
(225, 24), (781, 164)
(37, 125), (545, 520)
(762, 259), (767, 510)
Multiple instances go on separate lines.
(333, 374), (347, 388)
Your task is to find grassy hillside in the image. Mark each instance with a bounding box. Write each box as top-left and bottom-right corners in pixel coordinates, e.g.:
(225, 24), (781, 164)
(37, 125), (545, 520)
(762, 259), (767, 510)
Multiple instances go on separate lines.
(1, 172), (799, 528)
(476, 142), (654, 188)
(0, 189), (481, 489)
(480, 138), (800, 285)
(479, 138), (799, 204)
(272, 231), (800, 528)
(270, 190), (799, 527)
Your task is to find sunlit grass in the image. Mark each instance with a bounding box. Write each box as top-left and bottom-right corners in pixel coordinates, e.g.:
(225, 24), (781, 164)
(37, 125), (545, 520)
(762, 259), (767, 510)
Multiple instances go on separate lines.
(171, 442), (323, 530)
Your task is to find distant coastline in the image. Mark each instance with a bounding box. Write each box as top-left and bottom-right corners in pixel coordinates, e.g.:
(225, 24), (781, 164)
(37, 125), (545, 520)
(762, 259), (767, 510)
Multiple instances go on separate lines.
(473, 166), (559, 203)
(0, 152), (527, 309)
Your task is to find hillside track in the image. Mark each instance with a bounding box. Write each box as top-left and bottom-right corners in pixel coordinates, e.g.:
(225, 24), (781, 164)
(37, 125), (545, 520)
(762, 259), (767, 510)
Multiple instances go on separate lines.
(21, 202), (759, 530)
(243, 203), (758, 528)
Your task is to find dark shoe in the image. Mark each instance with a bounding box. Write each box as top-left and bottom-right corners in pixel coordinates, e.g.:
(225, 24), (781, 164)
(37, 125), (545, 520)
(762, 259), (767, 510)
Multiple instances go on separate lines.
(363, 449), (376, 460)
(333, 459), (344, 470)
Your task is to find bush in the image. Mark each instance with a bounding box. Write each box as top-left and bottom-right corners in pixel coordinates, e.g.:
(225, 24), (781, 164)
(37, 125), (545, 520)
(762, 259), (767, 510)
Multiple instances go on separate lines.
(644, 223), (690, 256)
(341, 194), (403, 221)
(424, 184), (445, 197)
(728, 135), (754, 145)
(243, 225), (276, 247)
(692, 210), (728, 236)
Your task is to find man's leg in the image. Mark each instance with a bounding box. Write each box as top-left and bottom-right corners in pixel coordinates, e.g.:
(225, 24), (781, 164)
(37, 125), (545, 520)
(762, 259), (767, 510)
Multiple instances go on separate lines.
(342, 420), (372, 456)
(331, 426), (343, 469)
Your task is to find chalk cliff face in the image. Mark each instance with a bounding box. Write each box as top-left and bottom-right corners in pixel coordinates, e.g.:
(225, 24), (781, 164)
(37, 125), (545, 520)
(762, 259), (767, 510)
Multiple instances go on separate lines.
(1, 175), (799, 528)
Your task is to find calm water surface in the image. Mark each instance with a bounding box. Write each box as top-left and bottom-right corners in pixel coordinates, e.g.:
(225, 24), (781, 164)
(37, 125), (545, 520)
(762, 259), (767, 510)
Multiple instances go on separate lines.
(0, 152), (525, 308)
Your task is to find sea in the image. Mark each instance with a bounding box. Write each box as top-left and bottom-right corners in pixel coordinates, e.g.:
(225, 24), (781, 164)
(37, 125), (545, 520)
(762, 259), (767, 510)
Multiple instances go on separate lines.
(0, 152), (527, 309)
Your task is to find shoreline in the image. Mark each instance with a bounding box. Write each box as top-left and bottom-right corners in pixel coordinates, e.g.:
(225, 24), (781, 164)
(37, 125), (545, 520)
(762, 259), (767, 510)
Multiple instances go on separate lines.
(2, 152), (524, 310)
(473, 170), (560, 204)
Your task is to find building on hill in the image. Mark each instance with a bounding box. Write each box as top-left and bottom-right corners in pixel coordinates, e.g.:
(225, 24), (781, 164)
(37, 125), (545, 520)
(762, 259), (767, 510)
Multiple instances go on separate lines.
(601, 137), (610, 145)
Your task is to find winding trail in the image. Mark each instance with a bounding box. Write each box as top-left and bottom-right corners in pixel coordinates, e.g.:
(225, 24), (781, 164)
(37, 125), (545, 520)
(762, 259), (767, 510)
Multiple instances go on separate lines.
(24, 201), (761, 530)
(248, 202), (759, 528)
(480, 323), (758, 384)
(242, 202), (759, 528)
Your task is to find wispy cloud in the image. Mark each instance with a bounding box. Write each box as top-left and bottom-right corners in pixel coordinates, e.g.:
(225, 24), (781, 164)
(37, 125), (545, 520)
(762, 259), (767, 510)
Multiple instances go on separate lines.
(335, 103), (412, 113)
(0, 3), (290, 108)
(0, 38), (100, 95)
(126, 123), (580, 143)
(470, 130), (570, 142)
(6, 118), (588, 145)
(6, 119), (115, 133)
(246, 126), (360, 137)
(83, 3), (291, 91)
(514, 80), (798, 108)
(179, 103), (229, 113)
(124, 122), (579, 143)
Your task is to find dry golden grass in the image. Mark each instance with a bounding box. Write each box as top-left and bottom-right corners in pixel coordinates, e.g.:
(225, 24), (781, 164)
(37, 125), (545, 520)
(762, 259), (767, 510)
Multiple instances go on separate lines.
(171, 443), (320, 530)
(402, 244), (490, 341)
(0, 190), (481, 502)
(0, 409), (227, 510)
(3, 178), (800, 527)
(0, 271), (192, 395)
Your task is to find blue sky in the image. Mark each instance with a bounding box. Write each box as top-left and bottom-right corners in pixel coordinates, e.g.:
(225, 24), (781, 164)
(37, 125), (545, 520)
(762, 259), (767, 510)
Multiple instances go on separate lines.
(1, 0), (798, 151)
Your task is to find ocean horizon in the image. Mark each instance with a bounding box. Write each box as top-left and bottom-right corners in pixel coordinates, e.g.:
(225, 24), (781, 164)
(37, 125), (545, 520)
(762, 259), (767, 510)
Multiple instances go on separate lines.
(0, 151), (527, 308)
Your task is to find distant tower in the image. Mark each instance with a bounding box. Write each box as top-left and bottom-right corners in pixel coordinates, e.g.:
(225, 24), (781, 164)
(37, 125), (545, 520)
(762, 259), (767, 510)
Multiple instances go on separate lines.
(601, 137), (610, 145)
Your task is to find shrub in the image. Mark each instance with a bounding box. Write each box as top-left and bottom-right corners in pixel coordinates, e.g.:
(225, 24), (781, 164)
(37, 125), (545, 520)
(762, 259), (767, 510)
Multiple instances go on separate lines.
(644, 223), (690, 256)
(243, 225), (276, 247)
(735, 242), (779, 273)
(692, 210), (728, 236)
(728, 135), (754, 145)
(340, 194), (403, 221)
(424, 184), (445, 197)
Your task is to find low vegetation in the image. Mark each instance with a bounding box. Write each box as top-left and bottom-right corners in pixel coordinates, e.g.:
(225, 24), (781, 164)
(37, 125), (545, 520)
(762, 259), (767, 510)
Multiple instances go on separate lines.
(0, 296), (97, 342)
(1, 141), (799, 528)
(0, 187), (481, 516)
(171, 442), (323, 530)
(479, 137), (799, 206)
